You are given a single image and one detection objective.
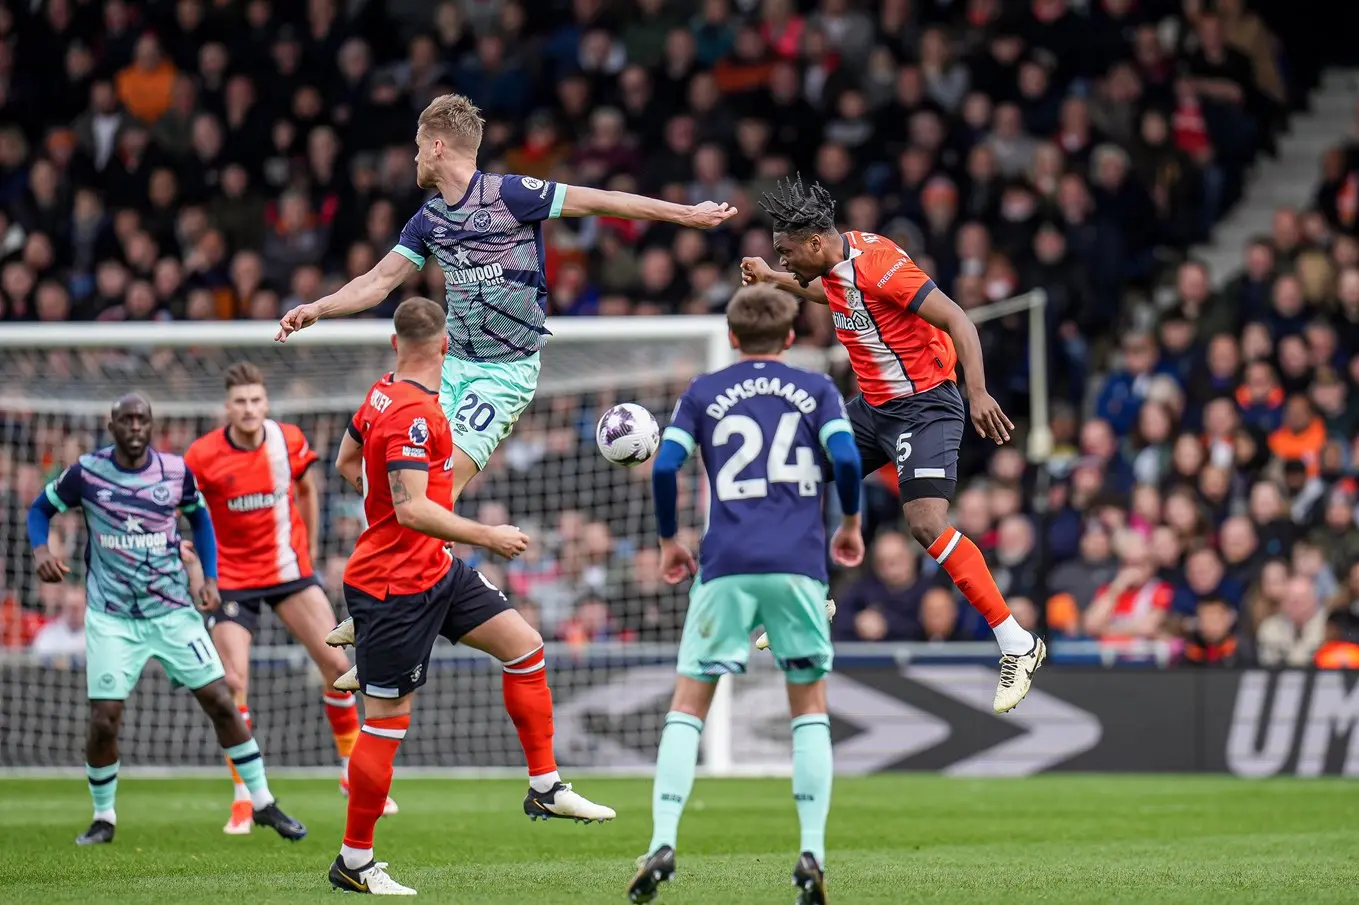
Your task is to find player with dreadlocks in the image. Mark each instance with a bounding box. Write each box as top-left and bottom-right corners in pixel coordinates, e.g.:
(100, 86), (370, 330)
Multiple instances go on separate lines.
(741, 174), (1045, 714)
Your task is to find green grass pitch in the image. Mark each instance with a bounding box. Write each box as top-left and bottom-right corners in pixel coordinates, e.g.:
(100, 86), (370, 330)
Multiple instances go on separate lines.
(3, 775), (1357, 904)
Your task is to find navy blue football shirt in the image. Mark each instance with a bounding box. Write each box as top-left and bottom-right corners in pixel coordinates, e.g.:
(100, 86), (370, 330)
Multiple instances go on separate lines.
(663, 359), (853, 583)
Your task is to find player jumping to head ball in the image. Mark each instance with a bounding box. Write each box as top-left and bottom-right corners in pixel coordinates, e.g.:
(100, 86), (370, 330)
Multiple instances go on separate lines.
(276, 91), (734, 525)
(741, 174), (1045, 714)
(275, 97), (736, 812)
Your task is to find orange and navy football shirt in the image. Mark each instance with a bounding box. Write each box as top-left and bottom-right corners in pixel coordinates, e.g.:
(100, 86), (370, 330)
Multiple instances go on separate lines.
(184, 420), (318, 592)
(343, 374), (455, 599)
(822, 230), (958, 406)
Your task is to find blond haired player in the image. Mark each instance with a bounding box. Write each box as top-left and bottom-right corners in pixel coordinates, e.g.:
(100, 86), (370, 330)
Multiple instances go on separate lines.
(276, 95), (735, 816)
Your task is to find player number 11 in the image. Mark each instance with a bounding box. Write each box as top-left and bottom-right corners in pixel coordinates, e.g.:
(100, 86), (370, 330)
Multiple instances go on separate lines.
(713, 412), (820, 502)
(186, 637), (215, 664)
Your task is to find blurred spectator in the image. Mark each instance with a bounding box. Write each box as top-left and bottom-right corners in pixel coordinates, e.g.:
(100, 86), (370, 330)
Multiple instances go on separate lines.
(989, 515), (1039, 601)
(1174, 546), (1246, 617)
(116, 34), (178, 125)
(919, 587), (967, 644)
(1180, 597), (1246, 667)
(1313, 610), (1359, 668)
(1095, 332), (1157, 437)
(1083, 532), (1173, 642)
(835, 531), (925, 642)
(1047, 522), (1119, 636)
(1256, 575), (1326, 667)
(556, 592), (625, 645)
(30, 583), (85, 659)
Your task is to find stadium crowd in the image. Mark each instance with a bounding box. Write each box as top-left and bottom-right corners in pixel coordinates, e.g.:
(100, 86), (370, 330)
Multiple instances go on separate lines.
(2, 0), (1358, 667)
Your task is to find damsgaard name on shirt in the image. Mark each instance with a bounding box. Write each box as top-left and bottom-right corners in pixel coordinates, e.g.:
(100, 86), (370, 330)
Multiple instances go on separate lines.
(705, 377), (819, 420)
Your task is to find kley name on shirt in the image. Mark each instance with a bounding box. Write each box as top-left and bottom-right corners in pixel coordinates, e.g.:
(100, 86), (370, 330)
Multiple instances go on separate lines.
(702, 375), (822, 420)
(369, 387), (393, 412)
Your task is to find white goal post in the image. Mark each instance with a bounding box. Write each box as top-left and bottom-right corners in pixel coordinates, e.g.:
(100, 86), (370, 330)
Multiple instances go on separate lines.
(0, 292), (1046, 780)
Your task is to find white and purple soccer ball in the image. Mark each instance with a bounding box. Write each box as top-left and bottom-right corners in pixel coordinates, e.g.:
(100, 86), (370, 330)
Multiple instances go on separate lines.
(596, 403), (661, 466)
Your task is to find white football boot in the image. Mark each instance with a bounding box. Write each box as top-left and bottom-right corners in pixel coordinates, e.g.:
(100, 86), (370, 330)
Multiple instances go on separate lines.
(326, 617), (356, 647)
(993, 636), (1047, 713)
(523, 782), (616, 823)
(329, 857), (416, 895)
(333, 664), (359, 692)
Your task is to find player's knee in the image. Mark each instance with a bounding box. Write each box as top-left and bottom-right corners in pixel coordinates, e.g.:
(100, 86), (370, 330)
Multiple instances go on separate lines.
(906, 514), (948, 549)
(222, 666), (247, 701)
(501, 620), (544, 664)
(669, 676), (718, 721)
(196, 681), (241, 727)
(318, 648), (351, 684)
(88, 705), (121, 742)
(785, 677), (828, 717)
(518, 628), (544, 659)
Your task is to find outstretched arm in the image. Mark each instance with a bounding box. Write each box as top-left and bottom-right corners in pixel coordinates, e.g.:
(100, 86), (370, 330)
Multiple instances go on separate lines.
(740, 257), (828, 304)
(558, 185), (737, 228)
(915, 288), (1013, 445)
(276, 251), (417, 341)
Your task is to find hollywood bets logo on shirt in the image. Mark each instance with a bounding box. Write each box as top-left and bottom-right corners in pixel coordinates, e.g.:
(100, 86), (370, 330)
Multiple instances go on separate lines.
(447, 244), (505, 287)
(99, 513), (170, 552)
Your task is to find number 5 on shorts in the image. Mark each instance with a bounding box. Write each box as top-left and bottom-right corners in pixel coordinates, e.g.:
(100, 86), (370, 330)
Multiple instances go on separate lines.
(896, 432), (913, 464)
(454, 393), (497, 432)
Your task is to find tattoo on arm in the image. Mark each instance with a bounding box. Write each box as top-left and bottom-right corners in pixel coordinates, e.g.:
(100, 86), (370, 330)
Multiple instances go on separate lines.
(347, 475), (363, 494)
(388, 471), (411, 504)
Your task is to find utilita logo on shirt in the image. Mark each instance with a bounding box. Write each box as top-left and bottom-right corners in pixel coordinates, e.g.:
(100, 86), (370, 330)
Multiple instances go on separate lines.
(832, 309), (871, 332)
(228, 492), (278, 512)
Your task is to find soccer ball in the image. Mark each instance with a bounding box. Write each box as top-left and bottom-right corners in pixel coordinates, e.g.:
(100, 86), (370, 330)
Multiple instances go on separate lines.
(596, 403), (660, 466)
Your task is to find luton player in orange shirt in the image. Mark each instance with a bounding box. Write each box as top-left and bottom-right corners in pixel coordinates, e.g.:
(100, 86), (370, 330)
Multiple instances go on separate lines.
(184, 363), (396, 834)
(326, 298), (616, 896)
(741, 174), (1045, 713)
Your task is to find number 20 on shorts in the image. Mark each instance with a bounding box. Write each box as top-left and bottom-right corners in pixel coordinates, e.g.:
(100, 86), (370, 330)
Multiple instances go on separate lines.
(454, 393), (497, 432)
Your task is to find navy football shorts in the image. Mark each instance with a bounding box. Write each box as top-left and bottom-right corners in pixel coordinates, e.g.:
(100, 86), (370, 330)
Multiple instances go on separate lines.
(846, 381), (965, 503)
(342, 559), (511, 699)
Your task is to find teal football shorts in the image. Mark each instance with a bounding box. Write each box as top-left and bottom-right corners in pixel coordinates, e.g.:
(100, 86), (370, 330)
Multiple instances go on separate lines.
(676, 573), (833, 685)
(439, 353), (541, 471)
(85, 606), (225, 700)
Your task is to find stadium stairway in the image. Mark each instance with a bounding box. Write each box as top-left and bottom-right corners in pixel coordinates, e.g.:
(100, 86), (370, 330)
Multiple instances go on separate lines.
(1197, 68), (1359, 285)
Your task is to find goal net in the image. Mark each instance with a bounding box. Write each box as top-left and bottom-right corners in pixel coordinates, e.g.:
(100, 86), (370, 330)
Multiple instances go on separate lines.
(0, 290), (1047, 779)
(0, 317), (768, 775)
